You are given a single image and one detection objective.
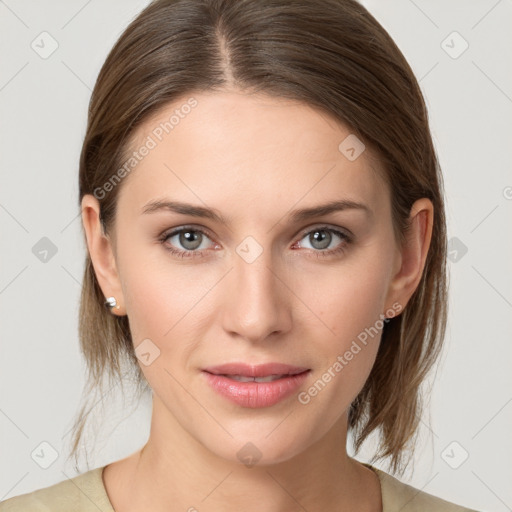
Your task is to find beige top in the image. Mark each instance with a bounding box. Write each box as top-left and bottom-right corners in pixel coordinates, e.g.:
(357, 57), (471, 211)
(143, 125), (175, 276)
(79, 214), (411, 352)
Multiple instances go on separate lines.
(0, 463), (480, 511)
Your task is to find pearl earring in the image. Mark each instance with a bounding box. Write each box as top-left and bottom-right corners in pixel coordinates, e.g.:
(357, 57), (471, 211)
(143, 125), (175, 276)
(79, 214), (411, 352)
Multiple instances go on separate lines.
(104, 296), (120, 310)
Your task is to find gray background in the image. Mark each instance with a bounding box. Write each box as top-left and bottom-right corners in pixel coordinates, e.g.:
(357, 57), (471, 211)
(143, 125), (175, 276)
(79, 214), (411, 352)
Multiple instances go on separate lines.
(0, 1), (511, 510)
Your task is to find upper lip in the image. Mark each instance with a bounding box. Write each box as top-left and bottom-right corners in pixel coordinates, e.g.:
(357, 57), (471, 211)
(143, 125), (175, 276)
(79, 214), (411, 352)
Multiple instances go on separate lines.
(202, 363), (310, 378)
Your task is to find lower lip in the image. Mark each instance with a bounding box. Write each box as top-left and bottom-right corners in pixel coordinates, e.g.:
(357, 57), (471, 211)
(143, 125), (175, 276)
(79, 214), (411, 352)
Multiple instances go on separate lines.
(202, 370), (310, 408)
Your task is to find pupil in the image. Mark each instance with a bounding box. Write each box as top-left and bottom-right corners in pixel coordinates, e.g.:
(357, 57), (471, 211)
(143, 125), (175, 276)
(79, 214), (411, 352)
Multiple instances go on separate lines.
(312, 230), (330, 249)
(181, 231), (201, 249)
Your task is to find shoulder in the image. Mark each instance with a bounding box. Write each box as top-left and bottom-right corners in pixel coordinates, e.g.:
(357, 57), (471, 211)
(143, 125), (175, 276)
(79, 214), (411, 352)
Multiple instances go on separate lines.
(368, 465), (481, 512)
(0, 466), (114, 512)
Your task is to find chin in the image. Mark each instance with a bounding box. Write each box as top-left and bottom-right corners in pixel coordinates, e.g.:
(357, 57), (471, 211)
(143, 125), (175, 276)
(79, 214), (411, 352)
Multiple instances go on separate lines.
(200, 424), (314, 468)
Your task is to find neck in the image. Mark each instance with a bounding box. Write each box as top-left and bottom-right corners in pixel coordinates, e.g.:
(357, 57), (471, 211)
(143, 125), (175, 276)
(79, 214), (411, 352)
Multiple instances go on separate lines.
(103, 396), (382, 512)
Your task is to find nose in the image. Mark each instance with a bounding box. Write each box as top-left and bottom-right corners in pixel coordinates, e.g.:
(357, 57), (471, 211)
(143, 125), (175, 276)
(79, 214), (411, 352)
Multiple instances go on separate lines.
(221, 243), (292, 344)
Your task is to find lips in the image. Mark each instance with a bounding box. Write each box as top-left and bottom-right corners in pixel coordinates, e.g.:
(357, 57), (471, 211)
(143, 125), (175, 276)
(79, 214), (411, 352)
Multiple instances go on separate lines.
(201, 362), (311, 408)
(201, 363), (311, 409)
(225, 374), (289, 382)
(202, 362), (309, 378)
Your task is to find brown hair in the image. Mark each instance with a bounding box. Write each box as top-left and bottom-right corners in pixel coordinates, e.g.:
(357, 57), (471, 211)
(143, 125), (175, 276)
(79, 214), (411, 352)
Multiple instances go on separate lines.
(69, 0), (448, 477)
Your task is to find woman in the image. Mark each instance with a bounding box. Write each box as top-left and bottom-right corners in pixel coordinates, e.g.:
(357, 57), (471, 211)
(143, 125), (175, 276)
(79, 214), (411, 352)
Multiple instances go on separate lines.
(0, 0), (481, 510)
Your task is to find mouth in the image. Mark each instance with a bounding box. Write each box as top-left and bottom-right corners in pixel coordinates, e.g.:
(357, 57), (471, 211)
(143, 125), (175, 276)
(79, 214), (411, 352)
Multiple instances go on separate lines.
(201, 362), (311, 408)
(214, 374), (300, 383)
(202, 362), (310, 379)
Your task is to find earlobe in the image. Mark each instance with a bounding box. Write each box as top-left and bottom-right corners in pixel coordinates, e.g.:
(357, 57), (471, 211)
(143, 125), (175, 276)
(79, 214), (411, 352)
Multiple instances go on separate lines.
(385, 198), (434, 314)
(81, 194), (126, 316)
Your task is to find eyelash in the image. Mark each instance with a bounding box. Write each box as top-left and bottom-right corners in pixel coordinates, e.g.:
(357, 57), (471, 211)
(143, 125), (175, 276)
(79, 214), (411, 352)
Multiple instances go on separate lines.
(158, 225), (353, 260)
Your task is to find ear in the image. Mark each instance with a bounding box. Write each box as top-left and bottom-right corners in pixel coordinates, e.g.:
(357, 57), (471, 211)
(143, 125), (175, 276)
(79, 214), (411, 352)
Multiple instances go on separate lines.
(81, 194), (126, 316)
(384, 198), (434, 316)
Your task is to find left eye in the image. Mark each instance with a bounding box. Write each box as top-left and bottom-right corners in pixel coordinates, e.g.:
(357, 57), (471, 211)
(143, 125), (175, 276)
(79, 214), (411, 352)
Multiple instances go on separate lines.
(161, 228), (215, 254)
(295, 227), (349, 252)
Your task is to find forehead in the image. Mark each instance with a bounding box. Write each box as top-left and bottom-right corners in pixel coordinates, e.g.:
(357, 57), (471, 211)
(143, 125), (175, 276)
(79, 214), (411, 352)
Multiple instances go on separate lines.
(117, 91), (388, 220)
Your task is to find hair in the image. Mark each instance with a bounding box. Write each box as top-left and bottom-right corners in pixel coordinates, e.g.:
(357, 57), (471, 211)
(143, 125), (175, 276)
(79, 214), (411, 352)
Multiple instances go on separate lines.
(68, 0), (448, 477)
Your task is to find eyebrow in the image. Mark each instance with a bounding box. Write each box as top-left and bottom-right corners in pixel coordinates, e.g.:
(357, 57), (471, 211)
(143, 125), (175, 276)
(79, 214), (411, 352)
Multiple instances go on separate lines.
(141, 198), (372, 224)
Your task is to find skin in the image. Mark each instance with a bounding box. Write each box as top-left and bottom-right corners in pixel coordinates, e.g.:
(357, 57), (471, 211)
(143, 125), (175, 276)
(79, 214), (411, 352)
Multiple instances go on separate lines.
(81, 89), (433, 512)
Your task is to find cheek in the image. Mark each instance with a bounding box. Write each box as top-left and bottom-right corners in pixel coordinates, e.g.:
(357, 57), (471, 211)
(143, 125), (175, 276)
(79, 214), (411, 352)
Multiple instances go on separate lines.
(117, 244), (222, 394)
(118, 260), (205, 398)
(297, 295), (385, 417)
(295, 253), (391, 402)
(118, 239), (205, 338)
(298, 253), (391, 346)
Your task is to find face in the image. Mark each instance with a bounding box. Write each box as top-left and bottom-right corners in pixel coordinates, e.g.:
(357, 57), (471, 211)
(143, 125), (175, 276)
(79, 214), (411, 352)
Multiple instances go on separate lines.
(89, 90), (407, 466)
